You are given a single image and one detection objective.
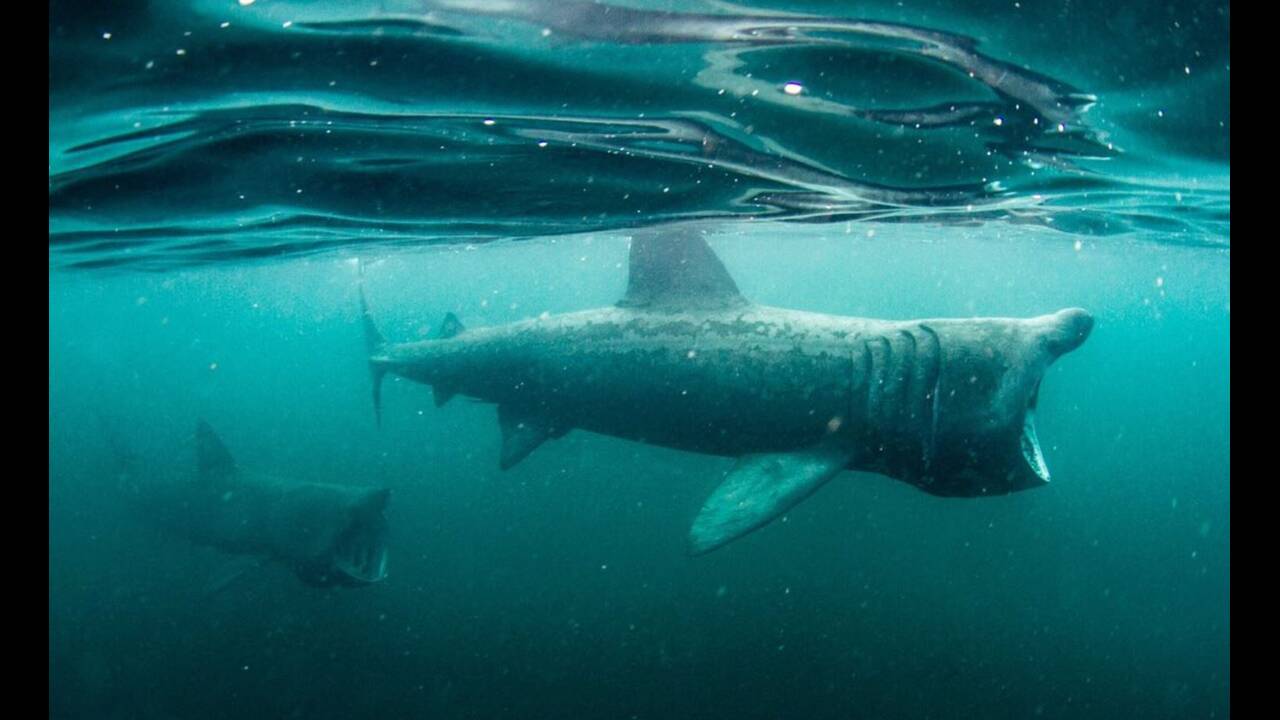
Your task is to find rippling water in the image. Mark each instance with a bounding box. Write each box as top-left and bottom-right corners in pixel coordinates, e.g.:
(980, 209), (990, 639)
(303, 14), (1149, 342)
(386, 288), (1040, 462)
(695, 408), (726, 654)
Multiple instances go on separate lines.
(49, 0), (1228, 269)
(50, 5), (1230, 719)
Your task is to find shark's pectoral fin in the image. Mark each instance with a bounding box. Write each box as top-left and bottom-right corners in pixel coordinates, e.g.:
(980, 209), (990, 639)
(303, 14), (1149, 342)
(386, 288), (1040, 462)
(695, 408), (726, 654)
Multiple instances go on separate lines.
(202, 556), (265, 599)
(689, 444), (852, 556)
(497, 405), (565, 470)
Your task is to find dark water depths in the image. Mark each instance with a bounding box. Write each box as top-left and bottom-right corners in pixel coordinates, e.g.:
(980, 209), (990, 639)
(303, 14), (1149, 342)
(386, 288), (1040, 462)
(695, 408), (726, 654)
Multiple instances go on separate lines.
(50, 2), (1228, 719)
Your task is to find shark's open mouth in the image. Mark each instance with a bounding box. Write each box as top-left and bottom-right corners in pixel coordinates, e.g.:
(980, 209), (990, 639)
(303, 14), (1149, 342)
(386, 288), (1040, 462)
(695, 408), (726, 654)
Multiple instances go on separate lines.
(332, 525), (389, 584)
(1020, 381), (1050, 482)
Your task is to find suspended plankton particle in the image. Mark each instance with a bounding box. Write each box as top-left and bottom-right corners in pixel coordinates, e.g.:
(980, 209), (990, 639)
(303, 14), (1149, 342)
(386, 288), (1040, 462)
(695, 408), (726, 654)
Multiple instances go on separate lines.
(238, 0), (255, 6)
(782, 81), (803, 95)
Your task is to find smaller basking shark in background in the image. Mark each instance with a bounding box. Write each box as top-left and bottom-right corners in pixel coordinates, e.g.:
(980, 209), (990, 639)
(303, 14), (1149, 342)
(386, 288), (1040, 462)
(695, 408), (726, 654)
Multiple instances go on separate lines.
(132, 421), (391, 588)
(360, 229), (1093, 555)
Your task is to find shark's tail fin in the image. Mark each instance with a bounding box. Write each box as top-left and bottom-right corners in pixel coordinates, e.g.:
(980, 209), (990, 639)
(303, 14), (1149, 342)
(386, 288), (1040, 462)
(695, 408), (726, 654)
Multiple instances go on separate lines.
(358, 263), (388, 428)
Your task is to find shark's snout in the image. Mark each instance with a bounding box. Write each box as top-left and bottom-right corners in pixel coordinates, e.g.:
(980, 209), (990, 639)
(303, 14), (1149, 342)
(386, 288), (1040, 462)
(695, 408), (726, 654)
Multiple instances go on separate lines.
(1044, 307), (1094, 359)
(1015, 308), (1091, 488)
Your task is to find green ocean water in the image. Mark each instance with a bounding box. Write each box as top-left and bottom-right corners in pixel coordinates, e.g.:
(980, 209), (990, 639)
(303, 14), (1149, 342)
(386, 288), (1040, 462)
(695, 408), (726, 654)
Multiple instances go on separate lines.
(50, 2), (1228, 718)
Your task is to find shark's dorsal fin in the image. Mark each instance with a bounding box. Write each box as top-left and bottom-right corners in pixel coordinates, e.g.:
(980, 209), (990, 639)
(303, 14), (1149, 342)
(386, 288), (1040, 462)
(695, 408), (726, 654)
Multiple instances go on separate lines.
(438, 312), (465, 339)
(617, 227), (748, 312)
(196, 420), (237, 483)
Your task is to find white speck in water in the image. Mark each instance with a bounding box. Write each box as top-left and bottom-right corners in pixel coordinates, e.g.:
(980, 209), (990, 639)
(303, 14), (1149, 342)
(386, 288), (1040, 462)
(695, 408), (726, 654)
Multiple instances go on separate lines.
(1155, 276), (1164, 288)
(1157, 110), (1164, 118)
(145, 60), (154, 69)
(537, 141), (548, 148)
(993, 117), (1003, 126)
(782, 81), (803, 95)
(1074, 240), (1083, 252)
(238, 0), (255, 5)
(1185, 66), (1191, 74)
(687, 350), (697, 359)
(541, 28), (552, 37)
(102, 32), (112, 40)
(220, 22), (230, 28)
(176, 48), (186, 55)
(1056, 123), (1065, 132)
(482, 118), (496, 126)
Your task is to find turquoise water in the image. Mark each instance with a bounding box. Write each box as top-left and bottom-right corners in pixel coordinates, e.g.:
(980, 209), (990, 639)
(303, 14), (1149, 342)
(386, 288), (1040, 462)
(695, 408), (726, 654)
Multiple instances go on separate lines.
(50, 2), (1228, 719)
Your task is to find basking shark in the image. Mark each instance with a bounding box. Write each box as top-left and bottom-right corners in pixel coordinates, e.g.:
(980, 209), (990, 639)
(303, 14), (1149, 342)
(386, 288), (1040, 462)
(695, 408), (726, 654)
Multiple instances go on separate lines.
(361, 231), (1092, 554)
(135, 421), (391, 587)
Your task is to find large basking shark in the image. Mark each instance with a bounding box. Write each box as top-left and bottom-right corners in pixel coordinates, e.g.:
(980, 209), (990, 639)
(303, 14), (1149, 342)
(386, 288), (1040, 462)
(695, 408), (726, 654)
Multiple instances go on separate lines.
(361, 231), (1092, 554)
(133, 421), (391, 587)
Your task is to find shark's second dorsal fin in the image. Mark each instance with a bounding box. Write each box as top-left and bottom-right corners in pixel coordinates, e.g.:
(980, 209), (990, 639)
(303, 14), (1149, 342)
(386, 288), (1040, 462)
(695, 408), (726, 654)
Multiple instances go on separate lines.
(196, 420), (237, 483)
(438, 312), (465, 339)
(617, 227), (747, 312)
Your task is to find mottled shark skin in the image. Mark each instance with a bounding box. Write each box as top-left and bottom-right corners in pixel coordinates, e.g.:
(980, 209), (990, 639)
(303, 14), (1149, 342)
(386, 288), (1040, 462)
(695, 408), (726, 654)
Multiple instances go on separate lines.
(363, 230), (1092, 554)
(139, 421), (391, 588)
